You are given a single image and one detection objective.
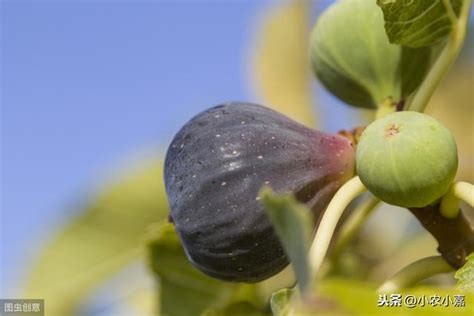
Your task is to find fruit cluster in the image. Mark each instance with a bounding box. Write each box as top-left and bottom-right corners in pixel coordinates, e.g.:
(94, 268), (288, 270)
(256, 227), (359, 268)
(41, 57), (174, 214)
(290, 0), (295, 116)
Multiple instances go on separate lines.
(164, 0), (468, 283)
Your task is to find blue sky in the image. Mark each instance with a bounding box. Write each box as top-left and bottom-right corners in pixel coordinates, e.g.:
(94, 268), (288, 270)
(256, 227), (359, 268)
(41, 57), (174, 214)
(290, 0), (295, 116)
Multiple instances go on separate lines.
(1, 0), (353, 295)
(1, 0), (272, 293)
(6, 0), (467, 297)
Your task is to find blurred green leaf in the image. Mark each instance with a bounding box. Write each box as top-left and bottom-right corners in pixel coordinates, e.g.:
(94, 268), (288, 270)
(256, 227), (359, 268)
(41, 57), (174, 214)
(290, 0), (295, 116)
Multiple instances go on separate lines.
(125, 286), (156, 316)
(23, 158), (167, 315)
(310, 0), (431, 109)
(270, 288), (294, 316)
(252, 0), (317, 127)
(455, 252), (474, 292)
(256, 266), (296, 305)
(377, 0), (462, 48)
(260, 188), (313, 292)
(147, 221), (266, 316)
(426, 52), (474, 182)
(287, 278), (474, 315)
(202, 302), (269, 316)
(322, 279), (474, 315)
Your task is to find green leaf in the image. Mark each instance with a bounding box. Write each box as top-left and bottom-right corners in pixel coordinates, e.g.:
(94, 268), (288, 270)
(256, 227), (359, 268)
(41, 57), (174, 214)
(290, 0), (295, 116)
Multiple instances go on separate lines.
(202, 302), (269, 316)
(252, 0), (317, 127)
(400, 46), (435, 97)
(455, 252), (474, 292)
(270, 288), (295, 316)
(377, 0), (463, 48)
(147, 221), (265, 316)
(289, 278), (474, 315)
(260, 188), (313, 292)
(310, 0), (431, 108)
(23, 158), (168, 316)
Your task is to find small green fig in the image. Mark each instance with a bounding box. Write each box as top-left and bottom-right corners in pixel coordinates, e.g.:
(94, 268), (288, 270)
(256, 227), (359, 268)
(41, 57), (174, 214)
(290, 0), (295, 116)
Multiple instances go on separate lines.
(310, 0), (430, 109)
(356, 111), (458, 208)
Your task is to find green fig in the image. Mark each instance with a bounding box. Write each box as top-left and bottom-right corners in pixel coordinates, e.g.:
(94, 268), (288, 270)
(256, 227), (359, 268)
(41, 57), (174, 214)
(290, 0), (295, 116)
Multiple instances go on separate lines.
(356, 111), (458, 208)
(310, 0), (430, 108)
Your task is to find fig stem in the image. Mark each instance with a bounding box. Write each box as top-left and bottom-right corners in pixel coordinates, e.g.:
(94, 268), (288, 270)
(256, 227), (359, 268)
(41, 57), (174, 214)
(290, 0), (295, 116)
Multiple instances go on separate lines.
(377, 256), (453, 293)
(409, 203), (474, 269)
(331, 195), (381, 260)
(308, 176), (366, 279)
(375, 97), (397, 119)
(408, 0), (471, 113)
(440, 181), (474, 218)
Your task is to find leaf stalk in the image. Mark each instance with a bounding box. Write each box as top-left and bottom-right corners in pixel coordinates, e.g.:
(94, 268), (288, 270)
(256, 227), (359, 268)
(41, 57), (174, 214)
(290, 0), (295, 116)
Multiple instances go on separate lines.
(408, 0), (471, 112)
(308, 176), (366, 279)
(331, 195), (381, 260)
(440, 181), (474, 218)
(378, 256), (453, 292)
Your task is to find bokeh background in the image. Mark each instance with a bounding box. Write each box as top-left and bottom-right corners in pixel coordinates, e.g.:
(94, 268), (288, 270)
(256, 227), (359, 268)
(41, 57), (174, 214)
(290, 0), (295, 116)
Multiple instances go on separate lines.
(1, 0), (473, 315)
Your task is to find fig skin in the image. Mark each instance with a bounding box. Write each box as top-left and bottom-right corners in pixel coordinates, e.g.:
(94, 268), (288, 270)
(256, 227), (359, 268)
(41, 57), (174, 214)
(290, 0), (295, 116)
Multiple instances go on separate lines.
(309, 0), (430, 109)
(356, 111), (458, 208)
(164, 103), (355, 282)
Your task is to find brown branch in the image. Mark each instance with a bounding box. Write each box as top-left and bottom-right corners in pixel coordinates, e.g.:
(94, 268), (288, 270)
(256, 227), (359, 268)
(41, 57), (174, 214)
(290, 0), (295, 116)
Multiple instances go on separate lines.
(409, 202), (474, 269)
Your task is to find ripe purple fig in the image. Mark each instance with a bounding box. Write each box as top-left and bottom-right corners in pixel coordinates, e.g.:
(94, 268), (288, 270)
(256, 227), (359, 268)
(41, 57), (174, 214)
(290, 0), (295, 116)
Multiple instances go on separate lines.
(164, 102), (355, 282)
